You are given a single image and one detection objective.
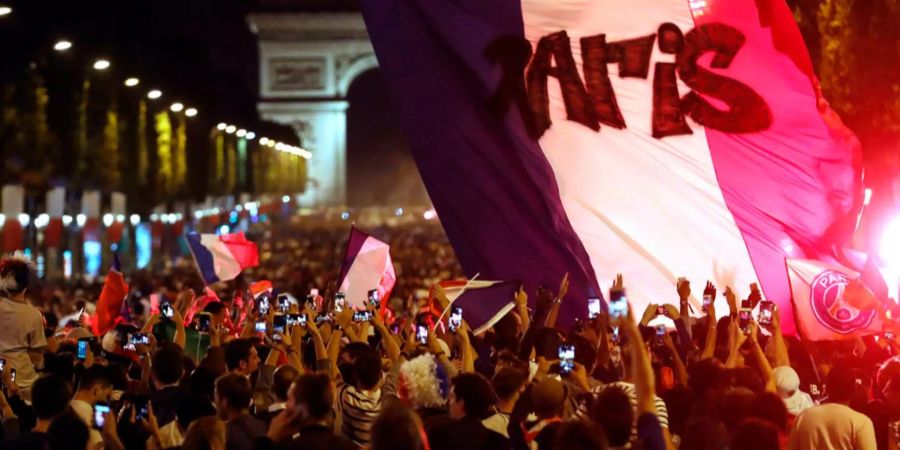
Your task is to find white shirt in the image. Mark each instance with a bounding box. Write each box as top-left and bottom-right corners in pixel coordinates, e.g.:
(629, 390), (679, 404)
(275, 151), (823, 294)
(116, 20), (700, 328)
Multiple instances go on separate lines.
(0, 297), (46, 389)
(483, 411), (511, 438)
(70, 399), (103, 449)
(789, 403), (877, 450)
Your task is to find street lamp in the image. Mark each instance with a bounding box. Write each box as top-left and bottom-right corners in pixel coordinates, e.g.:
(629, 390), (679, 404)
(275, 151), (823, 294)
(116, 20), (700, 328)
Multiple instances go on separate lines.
(225, 125), (236, 134)
(124, 77), (139, 87)
(170, 102), (184, 113)
(53, 40), (73, 52)
(147, 89), (162, 100)
(216, 122), (227, 131)
(0, 6), (11, 16)
(259, 137), (270, 145)
(245, 132), (256, 140)
(93, 59), (111, 70)
(185, 108), (198, 117)
(236, 129), (247, 137)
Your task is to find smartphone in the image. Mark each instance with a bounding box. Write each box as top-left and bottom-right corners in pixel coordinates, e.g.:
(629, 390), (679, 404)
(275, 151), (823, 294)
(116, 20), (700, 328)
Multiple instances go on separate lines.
(656, 324), (666, 343)
(608, 289), (628, 319)
(315, 313), (330, 325)
(558, 344), (575, 375)
(885, 331), (895, 341)
(254, 320), (267, 334)
(276, 294), (290, 312)
(77, 339), (89, 360)
(368, 289), (380, 308)
(286, 313), (302, 327)
(656, 305), (666, 317)
(160, 302), (174, 319)
(702, 294), (713, 314)
(132, 395), (149, 421)
(273, 314), (287, 333)
(416, 323), (429, 345)
(611, 327), (620, 343)
(195, 312), (211, 333)
(305, 295), (316, 313)
(310, 288), (320, 297)
(0, 359), (5, 373)
(130, 332), (150, 347)
(9, 369), (15, 383)
(739, 309), (752, 334)
(588, 297), (601, 319)
(334, 293), (345, 313)
(257, 295), (270, 316)
(449, 306), (463, 332)
(93, 403), (110, 429)
(758, 301), (776, 326)
(297, 313), (308, 327)
(353, 311), (373, 322)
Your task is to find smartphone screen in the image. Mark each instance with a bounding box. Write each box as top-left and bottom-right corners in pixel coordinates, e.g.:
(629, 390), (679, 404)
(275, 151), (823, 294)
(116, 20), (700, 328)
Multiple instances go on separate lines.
(160, 302), (174, 319)
(656, 324), (666, 343)
(195, 313), (211, 333)
(656, 305), (666, 316)
(353, 311), (372, 322)
(315, 313), (330, 325)
(9, 369), (15, 383)
(885, 331), (895, 340)
(93, 403), (110, 429)
(254, 320), (267, 334)
(702, 294), (712, 313)
(558, 344), (575, 375)
(449, 306), (463, 332)
(131, 333), (150, 345)
(587, 298), (601, 319)
(298, 313), (308, 327)
(273, 314), (287, 332)
(758, 301), (775, 325)
(739, 309), (752, 333)
(608, 289), (628, 319)
(132, 396), (149, 421)
(0, 359), (5, 373)
(257, 296), (270, 316)
(277, 294), (290, 312)
(368, 289), (380, 308)
(334, 296), (345, 312)
(310, 289), (320, 297)
(77, 339), (89, 360)
(416, 324), (429, 345)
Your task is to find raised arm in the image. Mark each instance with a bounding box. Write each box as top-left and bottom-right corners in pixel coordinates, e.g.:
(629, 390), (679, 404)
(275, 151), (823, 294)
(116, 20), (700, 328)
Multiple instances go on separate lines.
(514, 286), (530, 334)
(768, 307), (790, 368)
(661, 331), (688, 387)
(700, 300), (718, 360)
(543, 273), (569, 329)
(373, 309), (401, 363)
(746, 322), (776, 393)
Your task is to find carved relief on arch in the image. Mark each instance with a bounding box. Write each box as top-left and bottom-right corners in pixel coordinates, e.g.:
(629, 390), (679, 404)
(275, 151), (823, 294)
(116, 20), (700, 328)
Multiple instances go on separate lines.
(337, 53), (379, 96)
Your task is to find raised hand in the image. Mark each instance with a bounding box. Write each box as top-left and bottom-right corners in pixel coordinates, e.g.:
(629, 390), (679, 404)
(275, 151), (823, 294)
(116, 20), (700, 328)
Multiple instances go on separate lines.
(613, 273), (624, 291)
(514, 286), (528, 308)
(663, 304), (680, 319)
(724, 286), (738, 315)
(748, 283), (762, 309)
(640, 303), (658, 326)
(556, 273), (570, 301)
(677, 279), (691, 301)
(703, 281), (716, 304)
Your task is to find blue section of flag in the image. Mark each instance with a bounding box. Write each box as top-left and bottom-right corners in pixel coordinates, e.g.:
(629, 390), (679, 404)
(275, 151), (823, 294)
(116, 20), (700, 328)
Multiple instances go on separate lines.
(454, 281), (521, 333)
(186, 233), (220, 285)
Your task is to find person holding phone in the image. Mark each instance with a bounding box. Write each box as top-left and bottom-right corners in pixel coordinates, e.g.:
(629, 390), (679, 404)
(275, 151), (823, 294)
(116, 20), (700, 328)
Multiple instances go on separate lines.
(69, 366), (113, 449)
(263, 373), (355, 449)
(0, 257), (47, 396)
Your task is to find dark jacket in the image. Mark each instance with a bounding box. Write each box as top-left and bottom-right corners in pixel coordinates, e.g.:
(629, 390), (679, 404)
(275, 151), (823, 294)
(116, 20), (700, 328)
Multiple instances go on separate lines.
(227, 414), (268, 450)
(253, 423), (355, 450)
(427, 416), (511, 450)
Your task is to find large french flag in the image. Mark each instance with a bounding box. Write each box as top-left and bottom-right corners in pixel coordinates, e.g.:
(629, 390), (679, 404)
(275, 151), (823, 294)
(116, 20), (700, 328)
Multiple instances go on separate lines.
(438, 280), (521, 335)
(187, 232), (259, 285)
(361, 0), (862, 334)
(338, 227), (397, 310)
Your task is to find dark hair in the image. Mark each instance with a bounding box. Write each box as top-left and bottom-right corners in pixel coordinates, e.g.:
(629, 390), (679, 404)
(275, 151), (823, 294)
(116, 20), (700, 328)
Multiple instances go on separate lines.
(272, 365), (300, 402)
(188, 365), (218, 400)
(720, 391), (756, 430)
(215, 373), (252, 411)
(224, 339), (254, 371)
(204, 302), (226, 315)
(152, 344), (185, 385)
(730, 418), (780, 450)
(354, 347), (383, 390)
(661, 385), (693, 437)
(492, 366), (527, 401)
(47, 410), (89, 450)
(451, 373), (495, 418)
(534, 328), (562, 361)
(293, 373), (334, 419)
(177, 393), (217, 430)
(569, 334), (597, 369)
(0, 258), (32, 293)
(750, 392), (789, 433)
(590, 386), (632, 447)
(371, 401), (426, 450)
(32, 374), (73, 420)
(77, 365), (112, 392)
(338, 342), (372, 386)
(826, 365), (857, 403)
(688, 358), (725, 399)
(553, 420), (608, 450)
(680, 418), (729, 450)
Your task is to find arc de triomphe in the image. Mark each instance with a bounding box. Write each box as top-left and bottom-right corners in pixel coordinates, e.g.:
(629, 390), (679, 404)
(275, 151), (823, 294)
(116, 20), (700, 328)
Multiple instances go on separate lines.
(247, 13), (376, 207)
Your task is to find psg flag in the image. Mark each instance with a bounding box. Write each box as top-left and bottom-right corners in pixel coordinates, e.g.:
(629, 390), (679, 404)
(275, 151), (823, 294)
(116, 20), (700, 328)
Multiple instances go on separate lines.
(361, 0), (863, 333)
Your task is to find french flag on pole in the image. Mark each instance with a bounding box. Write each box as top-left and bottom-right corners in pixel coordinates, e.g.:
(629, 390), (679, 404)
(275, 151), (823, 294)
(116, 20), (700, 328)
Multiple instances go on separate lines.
(439, 280), (521, 335)
(187, 232), (259, 285)
(361, 0), (864, 334)
(338, 227), (396, 310)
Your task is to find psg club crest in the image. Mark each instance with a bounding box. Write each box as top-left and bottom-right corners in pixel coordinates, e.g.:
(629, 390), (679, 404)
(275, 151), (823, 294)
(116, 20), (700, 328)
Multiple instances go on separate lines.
(809, 270), (876, 334)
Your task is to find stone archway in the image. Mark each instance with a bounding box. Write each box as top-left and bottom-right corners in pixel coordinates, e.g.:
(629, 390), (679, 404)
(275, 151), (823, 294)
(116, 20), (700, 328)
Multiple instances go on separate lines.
(247, 12), (377, 207)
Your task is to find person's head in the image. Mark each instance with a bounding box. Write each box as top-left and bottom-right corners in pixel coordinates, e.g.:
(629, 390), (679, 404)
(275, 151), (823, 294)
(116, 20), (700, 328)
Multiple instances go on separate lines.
(449, 373), (495, 420)
(398, 354), (449, 411)
(181, 416), (226, 450)
(188, 365), (218, 400)
(152, 343), (185, 387)
(224, 339), (260, 375)
(289, 373), (334, 422)
(569, 334), (597, 371)
(679, 417), (729, 450)
(730, 418), (780, 450)
(47, 410), (89, 450)
(76, 365), (113, 405)
(719, 391), (755, 429)
(214, 373), (252, 417)
(589, 386), (632, 447)
(492, 366), (527, 403)
(177, 393), (218, 431)
(688, 358), (726, 400)
(371, 401), (427, 450)
(875, 355), (900, 402)
(32, 374), (73, 421)
(750, 392), (789, 433)
(338, 341), (372, 386)
(553, 420), (608, 450)
(0, 256), (33, 298)
(534, 328), (563, 361)
(354, 346), (384, 391)
(826, 364), (856, 403)
(661, 385), (693, 437)
(204, 302), (227, 327)
(531, 377), (567, 419)
(272, 365), (300, 403)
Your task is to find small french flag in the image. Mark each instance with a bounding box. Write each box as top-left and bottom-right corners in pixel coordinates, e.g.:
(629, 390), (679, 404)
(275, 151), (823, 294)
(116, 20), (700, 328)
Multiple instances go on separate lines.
(187, 232), (259, 285)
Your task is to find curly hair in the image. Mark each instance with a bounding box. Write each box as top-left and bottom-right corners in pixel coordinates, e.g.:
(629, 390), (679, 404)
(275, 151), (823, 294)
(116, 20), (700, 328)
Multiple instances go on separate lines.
(0, 253), (34, 294)
(398, 354), (448, 410)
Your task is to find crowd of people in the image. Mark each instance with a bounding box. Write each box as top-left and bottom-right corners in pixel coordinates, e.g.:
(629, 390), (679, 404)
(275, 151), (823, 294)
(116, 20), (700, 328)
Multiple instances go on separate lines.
(0, 217), (897, 450)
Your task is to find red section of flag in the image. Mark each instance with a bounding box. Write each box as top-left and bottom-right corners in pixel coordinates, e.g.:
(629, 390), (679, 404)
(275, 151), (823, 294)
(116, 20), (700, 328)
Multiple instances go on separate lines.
(92, 269), (130, 336)
(249, 280), (273, 298)
(221, 232), (259, 269)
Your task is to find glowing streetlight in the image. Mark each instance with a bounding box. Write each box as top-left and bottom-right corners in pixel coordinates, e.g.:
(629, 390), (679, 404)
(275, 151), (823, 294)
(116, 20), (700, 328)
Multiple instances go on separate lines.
(245, 132), (256, 140)
(259, 137), (270, 145)
(124, 77), (140, 87)
(53, 40), (72, 52)
(147, 89), (162, 100)
(0, 6), (11, 16)
(225, 125), (236, 134)
(93, 59), (111, 70)
(236, 129), (247, 137)
(185, 108), (198, 117)
(170, 102), (184, 113)
(216, 123), (227, 131)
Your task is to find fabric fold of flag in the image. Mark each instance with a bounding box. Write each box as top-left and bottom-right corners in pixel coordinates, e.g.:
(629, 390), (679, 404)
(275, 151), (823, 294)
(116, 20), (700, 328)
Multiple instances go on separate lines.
(440, 280), (521, 335)
(187, 232), (259, 285)
(338, 226), (396, 310)
(92, 268), (130, 336)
